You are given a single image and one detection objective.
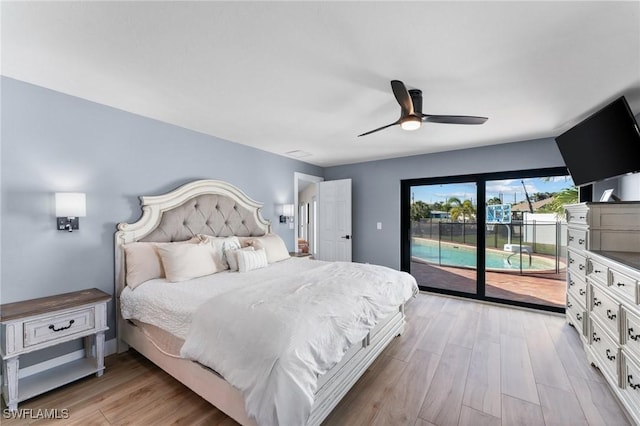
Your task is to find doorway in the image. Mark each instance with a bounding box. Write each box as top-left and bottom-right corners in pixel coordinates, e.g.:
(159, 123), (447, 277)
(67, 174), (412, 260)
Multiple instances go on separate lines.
(294, 172), (323, 255)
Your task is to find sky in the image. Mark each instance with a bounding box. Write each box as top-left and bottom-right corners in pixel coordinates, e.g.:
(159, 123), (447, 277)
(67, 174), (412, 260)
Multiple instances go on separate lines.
(411, 175), (575, 206)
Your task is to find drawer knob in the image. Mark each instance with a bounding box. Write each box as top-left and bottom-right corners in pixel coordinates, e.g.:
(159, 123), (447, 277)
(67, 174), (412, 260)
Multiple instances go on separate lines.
(629, 375), (640, 390)
(569, 258), (575, 264)
(594, 269), (603, 274)
(579, 289), (585, 296)
(606, 309), (617, 320)
(606, 349), (616, 361)
(629, 328), (640, 341)
(579, 264), (585, 270)
(569, 280), (575, 287)
(576, 313), (583, 321)
(593, 298), (602, 306)
(593, 332), (601, 342)
(569, 236), (574, 241)
(49, 319), (75, 332)
(616, 282), (625, 287)
(578, 238), (585, 245)
(567, 301), (573, 308)
(579, 216), (585, 220)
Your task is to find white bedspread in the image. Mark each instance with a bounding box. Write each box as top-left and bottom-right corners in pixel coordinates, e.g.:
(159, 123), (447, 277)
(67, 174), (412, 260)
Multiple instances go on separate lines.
(120, 257), (325, 339)
(179, 261), (418, 426)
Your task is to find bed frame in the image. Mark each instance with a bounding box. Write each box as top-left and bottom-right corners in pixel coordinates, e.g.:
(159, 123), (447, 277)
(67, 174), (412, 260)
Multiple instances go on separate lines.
(114, 179), (406, 426)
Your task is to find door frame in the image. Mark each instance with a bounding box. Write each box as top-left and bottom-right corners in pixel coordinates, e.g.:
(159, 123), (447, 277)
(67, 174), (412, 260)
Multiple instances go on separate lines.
(401, 166), (568, 313)
(294, 172), (324, 253)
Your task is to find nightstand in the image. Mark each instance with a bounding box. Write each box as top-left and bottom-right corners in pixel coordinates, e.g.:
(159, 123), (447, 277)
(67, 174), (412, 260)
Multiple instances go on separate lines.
(0, 288), (110, 412)
(289, 251), (313, 258)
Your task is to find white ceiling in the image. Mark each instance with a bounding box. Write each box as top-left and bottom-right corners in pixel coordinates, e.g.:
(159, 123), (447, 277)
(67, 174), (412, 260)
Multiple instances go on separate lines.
(2, 1), (639, 167)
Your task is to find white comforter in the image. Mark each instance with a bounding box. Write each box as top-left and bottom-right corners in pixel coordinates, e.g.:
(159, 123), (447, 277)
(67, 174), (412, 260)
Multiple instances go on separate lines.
(179, 261), (417, 426)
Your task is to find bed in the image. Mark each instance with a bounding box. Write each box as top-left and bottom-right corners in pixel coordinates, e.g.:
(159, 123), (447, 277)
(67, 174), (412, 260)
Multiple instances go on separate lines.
(115, 179), (417, 426)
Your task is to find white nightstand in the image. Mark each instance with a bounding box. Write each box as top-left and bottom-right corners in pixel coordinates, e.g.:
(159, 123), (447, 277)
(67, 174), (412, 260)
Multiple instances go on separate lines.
(0, 288), (110, 411)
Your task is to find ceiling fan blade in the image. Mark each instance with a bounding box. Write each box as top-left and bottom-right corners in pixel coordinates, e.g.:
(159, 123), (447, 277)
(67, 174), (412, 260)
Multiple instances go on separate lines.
(422, 115), (488, 125)
(358, 120), (400, 137)
(391, 80), (414, 116)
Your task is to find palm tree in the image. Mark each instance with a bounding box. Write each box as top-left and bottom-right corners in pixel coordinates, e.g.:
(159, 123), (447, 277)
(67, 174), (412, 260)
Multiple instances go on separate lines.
(550, 186), (579, 218)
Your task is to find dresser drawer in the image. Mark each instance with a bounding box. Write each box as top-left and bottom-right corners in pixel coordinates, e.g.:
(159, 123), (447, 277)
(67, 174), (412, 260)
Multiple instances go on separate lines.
(587, 257), (609, 286)
(566, 294), (587, 338)
(568, 250), (587, 277)
(621, 352), (640, 413)
(565, 205), (589, 226)
(590, 319), (620, 384)
(567, 272), (588, 307)
(568, 228), (588, 251)
(624, 308), (640, 358)
(24, 307), (95, 347)
(610, 268), (639, 304)
(591, 285), (620, 339)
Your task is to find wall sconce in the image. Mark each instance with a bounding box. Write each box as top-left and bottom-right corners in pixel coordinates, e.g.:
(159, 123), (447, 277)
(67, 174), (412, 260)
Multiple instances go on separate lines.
(55, 192), (86, 232)
(279, 204), (295, 223)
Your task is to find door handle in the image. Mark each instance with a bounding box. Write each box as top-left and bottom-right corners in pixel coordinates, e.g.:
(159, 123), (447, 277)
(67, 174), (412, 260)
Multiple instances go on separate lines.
(341, 235), (351, 240)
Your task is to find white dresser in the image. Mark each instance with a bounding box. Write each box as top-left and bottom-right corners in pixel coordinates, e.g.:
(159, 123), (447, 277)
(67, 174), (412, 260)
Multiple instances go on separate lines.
(565, 202), (640, 424)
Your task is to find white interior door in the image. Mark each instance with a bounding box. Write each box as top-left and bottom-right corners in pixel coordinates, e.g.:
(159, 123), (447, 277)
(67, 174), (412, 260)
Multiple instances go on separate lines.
(317, 179), (352, 261)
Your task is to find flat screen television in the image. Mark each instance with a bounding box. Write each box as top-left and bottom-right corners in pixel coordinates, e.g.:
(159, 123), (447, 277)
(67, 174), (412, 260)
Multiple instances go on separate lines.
(555, 95), (640, 187)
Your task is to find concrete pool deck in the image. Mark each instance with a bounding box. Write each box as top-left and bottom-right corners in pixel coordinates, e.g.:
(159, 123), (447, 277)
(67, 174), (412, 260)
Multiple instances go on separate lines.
(410, 260), (566, 308)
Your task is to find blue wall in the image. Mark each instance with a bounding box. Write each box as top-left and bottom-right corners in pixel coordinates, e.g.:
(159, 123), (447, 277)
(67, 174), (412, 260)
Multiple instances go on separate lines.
(0, 77), (323, 349)
(324, 138), (567, 269)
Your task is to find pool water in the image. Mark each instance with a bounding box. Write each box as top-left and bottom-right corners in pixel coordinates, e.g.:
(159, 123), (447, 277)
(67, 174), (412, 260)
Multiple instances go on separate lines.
(411, 238), (556, 271)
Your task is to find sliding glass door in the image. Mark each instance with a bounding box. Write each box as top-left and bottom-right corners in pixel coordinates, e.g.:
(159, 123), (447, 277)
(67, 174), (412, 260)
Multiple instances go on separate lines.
(401, 168), (573, 312)
(408, 182), (478, 295)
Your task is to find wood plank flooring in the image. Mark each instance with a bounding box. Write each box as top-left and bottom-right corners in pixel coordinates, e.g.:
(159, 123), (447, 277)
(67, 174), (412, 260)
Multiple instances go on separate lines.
(1, 292), (631, 425)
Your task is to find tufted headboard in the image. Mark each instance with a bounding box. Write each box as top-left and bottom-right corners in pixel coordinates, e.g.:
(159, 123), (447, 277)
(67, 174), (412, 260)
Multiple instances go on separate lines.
(114, 180), (271, 297)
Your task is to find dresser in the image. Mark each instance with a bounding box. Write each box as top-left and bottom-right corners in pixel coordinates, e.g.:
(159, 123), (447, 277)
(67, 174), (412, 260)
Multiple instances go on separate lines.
(565, 202), (640, 424)
(0, 288), (110, 412)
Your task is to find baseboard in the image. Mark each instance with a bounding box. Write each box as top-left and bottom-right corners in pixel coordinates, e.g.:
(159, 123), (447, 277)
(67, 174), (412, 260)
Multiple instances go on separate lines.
(0, 338), (117, 381)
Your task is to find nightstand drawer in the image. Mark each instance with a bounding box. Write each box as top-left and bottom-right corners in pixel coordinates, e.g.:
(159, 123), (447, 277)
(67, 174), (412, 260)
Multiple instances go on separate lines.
(24, 308), (95, 347)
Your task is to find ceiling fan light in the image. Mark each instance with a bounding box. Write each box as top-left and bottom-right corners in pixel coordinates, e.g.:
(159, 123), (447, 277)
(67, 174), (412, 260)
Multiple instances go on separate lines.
(400, 116), (421, 131)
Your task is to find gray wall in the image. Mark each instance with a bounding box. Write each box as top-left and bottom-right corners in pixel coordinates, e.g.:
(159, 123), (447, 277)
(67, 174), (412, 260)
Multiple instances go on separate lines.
(0, 78), (323, 357)
(324, 138), (567, 269)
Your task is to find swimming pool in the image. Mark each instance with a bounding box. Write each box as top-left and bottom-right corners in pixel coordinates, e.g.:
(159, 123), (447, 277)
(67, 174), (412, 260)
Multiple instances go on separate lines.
(411, 238), (558, 271)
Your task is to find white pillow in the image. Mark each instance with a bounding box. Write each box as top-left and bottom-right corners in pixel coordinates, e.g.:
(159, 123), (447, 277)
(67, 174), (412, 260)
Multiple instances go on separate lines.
(198, 235), (241, 270)
(248, 234), (290, 263)
(227, 246), (255, 272)
(156, 242), (219, 282)
(123, 238), (199, 289)
(237, 248), (268, 273)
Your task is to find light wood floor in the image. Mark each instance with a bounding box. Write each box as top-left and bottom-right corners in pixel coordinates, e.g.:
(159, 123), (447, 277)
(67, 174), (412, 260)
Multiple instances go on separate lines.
(2, 293), (631, 425)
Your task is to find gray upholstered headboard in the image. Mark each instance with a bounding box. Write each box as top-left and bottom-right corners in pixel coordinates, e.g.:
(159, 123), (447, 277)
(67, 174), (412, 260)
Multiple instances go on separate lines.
(114, 179), (271, 295)
(140, 193), (268, 242)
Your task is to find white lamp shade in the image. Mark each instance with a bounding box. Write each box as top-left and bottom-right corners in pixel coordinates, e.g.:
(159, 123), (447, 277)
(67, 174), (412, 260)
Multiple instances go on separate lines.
(55, 193), (86, 217)
(282, 204), (295, 217)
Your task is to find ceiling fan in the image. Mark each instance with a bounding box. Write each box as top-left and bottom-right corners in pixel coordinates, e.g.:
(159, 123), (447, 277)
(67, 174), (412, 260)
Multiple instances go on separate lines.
(358, 80), (488, 137)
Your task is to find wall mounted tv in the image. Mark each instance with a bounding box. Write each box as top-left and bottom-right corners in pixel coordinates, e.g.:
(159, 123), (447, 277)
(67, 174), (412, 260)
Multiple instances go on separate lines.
(555, 95), (640, 187)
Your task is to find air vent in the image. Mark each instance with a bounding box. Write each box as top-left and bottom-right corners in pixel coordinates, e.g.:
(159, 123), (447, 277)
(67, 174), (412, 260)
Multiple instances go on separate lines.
(285, 150), (312, 158)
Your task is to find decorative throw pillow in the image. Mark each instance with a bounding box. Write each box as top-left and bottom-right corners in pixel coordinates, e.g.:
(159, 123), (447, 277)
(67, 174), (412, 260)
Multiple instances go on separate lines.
(248, 233), (291, 263)
(124, 238), (199, 289)
(227, 246), (255, 272)
(156, 242), (219, 282)
(237, 248), (269, 273)
(197, 235), (241, 270)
